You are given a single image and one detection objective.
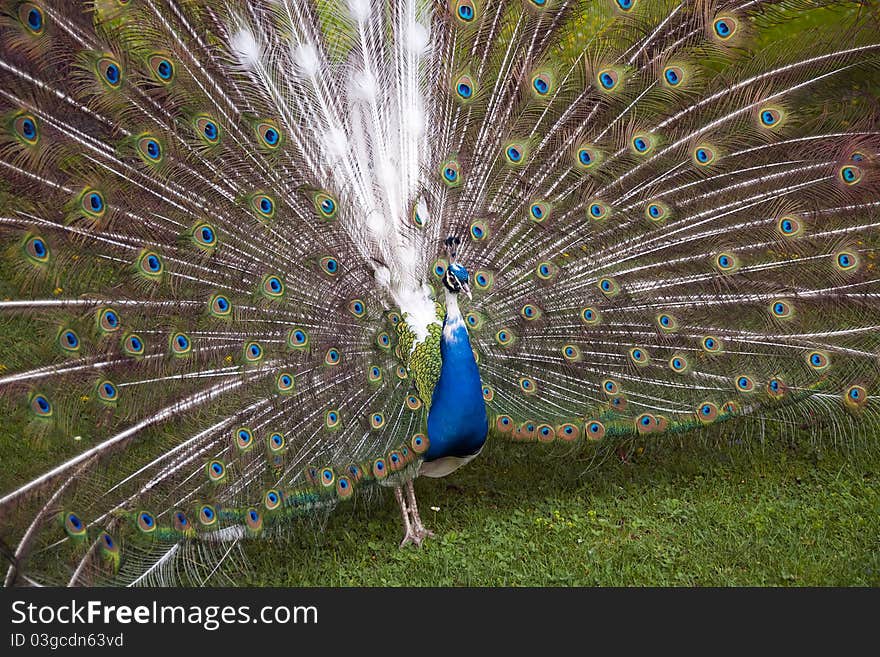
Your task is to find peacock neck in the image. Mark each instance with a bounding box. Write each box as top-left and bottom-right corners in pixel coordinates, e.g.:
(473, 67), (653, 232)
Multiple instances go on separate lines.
(442, 289), (463, 336)
(422, 289), (488, 466)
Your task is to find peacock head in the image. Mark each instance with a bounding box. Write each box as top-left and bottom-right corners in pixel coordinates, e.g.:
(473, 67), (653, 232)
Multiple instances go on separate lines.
(442, 236), (471, 300)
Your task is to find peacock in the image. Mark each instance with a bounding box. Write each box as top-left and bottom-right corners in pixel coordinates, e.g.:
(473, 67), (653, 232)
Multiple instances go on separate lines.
(0, 0), (878, 586)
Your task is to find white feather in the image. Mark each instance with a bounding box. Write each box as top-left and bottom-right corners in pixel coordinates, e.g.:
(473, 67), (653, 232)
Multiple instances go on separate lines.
(351, 70), (377, 101)
(293, 42), (320, 77)
(347, 0), (371, 23)
(322, 127), (349, 159)
(230, 28), (261, 68)
(225, 1), (441, 343)
(407, 22), (430, 54)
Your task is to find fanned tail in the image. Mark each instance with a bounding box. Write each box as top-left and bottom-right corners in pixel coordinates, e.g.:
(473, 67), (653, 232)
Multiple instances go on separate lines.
(431, 1), (880, 448)
(0, 0), (444, 585)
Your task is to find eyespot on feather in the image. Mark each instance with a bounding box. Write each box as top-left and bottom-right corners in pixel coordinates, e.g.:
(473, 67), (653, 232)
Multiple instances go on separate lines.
(503, 141), (528, 166)
(319, 256), (339, 277)
(766, 377), (786, 399)
(712, 15), (738, 41)
(669, 354), (689, 373)
(536, 261), (558, 281)
(191, 222), (218, 250)
(581, 307), (601, 325)
(136, 511), (157, 534)
(245, 508), (263, 534)
(656, 313), (678, 333)
(575, 145), (602, 171)
(209, 294), (232, 318)
(255, 120), (282, 149)
(440, 159), (462, 187)
(645, 201), (670, 223)
(313, 192), (338, 220)
(275, 371), (295, 393)
(597, 68), (621, 92)
(411, 433), (429, 454)
(531, 71), (554, 97)
(494, 327), (515, 347)
(266, 432), (286, 454)
(495, 415), (513, 433)
(661, 65), (684, 88)
(169, 332), (192, 356)
(250, 193), (277, 222)
(585, 420), (605, 441)
(198, 505), (217, 526)
(135, 135), (163, 165)
(697, 402), (719, 423)
(693, 144), (716, 166)
(121, 332), (145, 357)
(19, 3), (45, 35)
(452, 0), (479, 24)
(777, 215), (804, 237)
(96, 379), (118, 404)
(806, 351), (831, 372)
(261, 274), (285, 299)
(528, 201), (550, 223)
(629, 347), (649, 365)
(12, 113), (40, 146)
(148, 53), (175, 84)
(636, 413), (657, 435)
(454, 73), (476, 101)
(587, 200), (610, 221)
(735, 375), (756, 393)
(193, 115), (221, 144)
(844, 385), (868, 410)
(701, 336), (722, 354)
(630, 133), (654, 155)
(597, 277), (619, 297)
(287, 327), (309, 349)
(206, 460), (226, 483)
(96, 56), (123, 89)
(23, 234), (50, 265)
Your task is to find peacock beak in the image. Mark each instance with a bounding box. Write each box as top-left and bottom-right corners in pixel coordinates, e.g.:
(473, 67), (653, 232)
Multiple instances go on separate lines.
(461, 282), (472, 301)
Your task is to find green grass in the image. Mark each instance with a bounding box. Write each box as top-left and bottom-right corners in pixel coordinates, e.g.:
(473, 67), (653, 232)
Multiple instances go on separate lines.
(242, 436), (880, 586)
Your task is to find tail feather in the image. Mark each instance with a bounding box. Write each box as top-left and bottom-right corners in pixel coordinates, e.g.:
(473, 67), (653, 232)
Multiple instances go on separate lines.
(0, 0), (878, 585)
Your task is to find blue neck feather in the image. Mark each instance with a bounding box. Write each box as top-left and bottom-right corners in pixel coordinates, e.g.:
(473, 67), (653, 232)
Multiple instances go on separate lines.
(425, 292), (488, 461)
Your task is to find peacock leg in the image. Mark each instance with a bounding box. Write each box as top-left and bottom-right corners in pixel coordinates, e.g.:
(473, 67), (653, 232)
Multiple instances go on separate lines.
(395, 486), (422, 548)
(405, 479), (435, 541)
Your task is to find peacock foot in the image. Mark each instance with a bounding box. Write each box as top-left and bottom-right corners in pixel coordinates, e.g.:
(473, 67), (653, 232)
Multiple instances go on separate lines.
(405, 479), (435, 544)
(412, 522), (435, 542)
(395, 481), (435, 548)
(399, 526), (425, 548)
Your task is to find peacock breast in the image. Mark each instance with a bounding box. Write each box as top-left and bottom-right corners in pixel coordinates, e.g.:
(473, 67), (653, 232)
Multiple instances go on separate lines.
(424, 311), (488, 462)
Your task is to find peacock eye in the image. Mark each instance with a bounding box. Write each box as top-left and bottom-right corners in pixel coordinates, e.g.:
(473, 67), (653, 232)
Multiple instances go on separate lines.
(598, 69), (619, 90)
(20, 3), (44, 33)
(840, 166), (861, 185)
(441, 160), (461, 185)
(98, 57), (123, 88)
(663, 66), (683, 87)
(256, 121), (282, 149)
(693, 145), (716, 166)
(454, 0), (476, 22)
(505, 144), (525, 164)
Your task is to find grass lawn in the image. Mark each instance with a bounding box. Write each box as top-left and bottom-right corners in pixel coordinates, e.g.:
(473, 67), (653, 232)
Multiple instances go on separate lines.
(243, 434), (880, 586)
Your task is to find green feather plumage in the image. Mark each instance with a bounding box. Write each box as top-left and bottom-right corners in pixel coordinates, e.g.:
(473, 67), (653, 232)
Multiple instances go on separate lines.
(0, 0), (878, 585)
